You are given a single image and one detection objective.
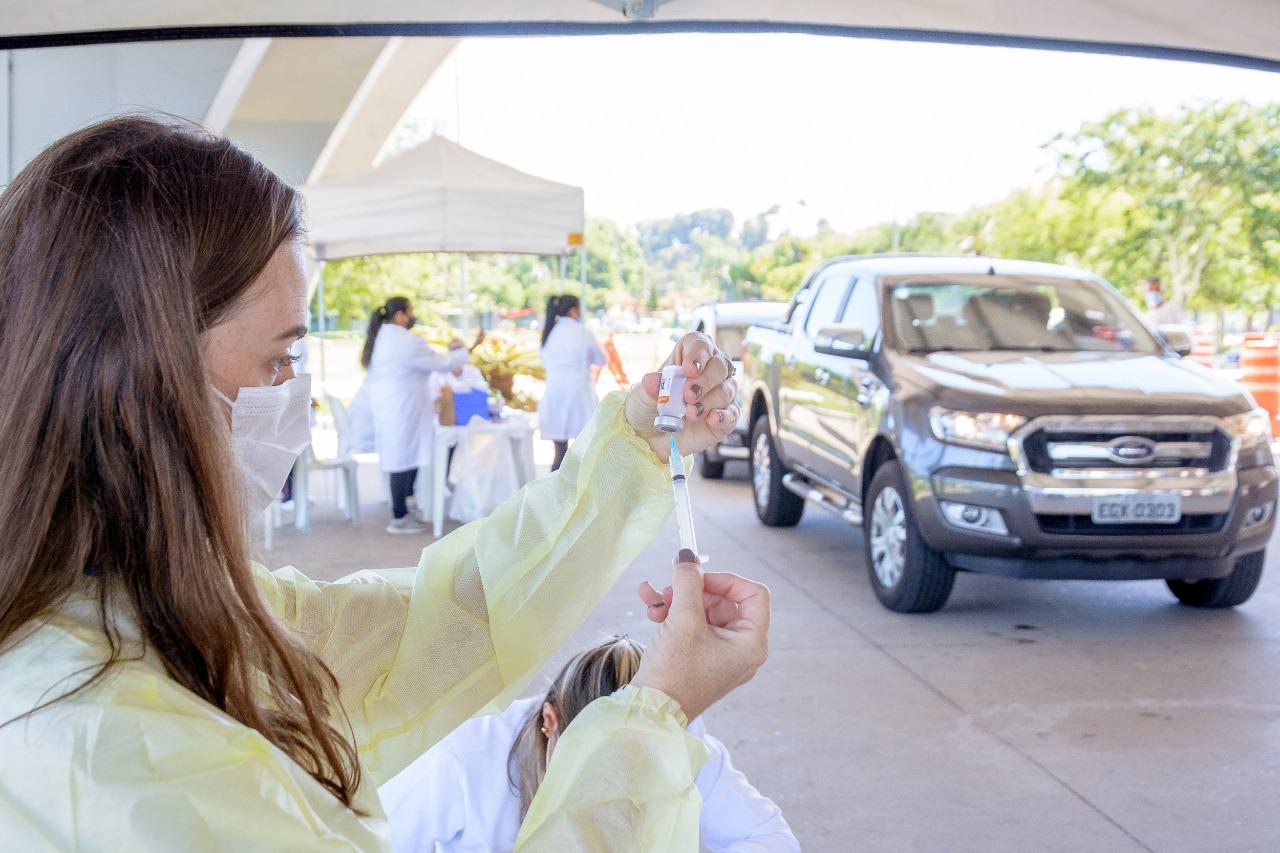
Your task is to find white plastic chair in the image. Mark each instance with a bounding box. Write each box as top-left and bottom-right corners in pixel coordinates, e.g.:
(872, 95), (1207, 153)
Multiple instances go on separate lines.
(260, 502), (276, 551)
(293, 398), (361, 530)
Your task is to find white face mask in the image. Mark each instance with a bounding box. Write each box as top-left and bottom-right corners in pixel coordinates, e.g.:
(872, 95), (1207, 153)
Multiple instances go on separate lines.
(211, 374), (313, 515)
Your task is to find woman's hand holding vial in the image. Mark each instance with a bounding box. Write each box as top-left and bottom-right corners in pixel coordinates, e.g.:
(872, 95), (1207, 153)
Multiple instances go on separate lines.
(624, 331), (740, 461)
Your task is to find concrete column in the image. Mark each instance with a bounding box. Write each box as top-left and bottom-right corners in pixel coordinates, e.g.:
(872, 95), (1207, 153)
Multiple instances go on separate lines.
(5, 40), (242, 176)
(0, 51), (10, 185)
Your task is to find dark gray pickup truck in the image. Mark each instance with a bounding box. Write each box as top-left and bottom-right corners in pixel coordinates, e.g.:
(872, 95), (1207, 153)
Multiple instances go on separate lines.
(742, 255), (1278, 613)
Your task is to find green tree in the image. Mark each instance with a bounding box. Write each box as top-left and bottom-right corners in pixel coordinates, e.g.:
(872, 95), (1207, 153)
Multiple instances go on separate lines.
(320, 253), (454, 330)
(1057, 101), (1280, 308)
(563, 218), (652, 309)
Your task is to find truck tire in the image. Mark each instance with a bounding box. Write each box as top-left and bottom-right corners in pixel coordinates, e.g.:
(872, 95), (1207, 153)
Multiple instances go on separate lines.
(698, 450), (726, 480)
(750, 415), (805, 527)
(1167, 550), (1265, 608)
(863, 461), (955, 613)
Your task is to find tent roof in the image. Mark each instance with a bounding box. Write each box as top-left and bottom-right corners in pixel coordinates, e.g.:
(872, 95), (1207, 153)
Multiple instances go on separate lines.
(301, 135), (585, 259)
(1, 2), (1278, 72)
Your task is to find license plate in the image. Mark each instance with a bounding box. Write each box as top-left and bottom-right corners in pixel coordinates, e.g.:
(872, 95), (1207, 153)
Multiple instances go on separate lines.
(1091, 494), (1182, 525)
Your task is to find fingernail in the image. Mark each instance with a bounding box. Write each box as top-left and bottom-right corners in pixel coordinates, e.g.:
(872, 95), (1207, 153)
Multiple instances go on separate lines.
(690, 383), (702, 398)
(677, 548), (696, 563)
(695, 402), (705, 415)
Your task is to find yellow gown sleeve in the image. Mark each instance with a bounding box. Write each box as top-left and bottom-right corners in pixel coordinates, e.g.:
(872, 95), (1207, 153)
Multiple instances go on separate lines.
(515, 686), (709, 852)
(254, 392), (674, 786)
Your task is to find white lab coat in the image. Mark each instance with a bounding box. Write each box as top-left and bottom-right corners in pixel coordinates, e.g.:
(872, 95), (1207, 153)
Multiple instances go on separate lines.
(379, 696), (800, 853)
(538, 316), (607, 442)
(365, 324), (468, 473)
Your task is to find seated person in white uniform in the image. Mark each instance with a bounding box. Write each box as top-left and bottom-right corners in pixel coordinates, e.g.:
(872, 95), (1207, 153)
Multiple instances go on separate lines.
(428, 362), (489, 413)
(379, 636), (799, 853)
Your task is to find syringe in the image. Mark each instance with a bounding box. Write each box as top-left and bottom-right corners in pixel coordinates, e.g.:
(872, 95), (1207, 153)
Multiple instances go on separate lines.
(668, 435), (702, 561)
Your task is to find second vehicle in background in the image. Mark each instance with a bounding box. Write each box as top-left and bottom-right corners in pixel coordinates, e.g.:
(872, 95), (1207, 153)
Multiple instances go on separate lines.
(692, 301), (788, 478)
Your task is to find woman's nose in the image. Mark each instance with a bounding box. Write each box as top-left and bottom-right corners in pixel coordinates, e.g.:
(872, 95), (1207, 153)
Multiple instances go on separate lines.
(276, 363), (296, 385)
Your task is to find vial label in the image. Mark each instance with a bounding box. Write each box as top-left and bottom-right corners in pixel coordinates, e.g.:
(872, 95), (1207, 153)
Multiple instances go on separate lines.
(654, 364), (687, 431)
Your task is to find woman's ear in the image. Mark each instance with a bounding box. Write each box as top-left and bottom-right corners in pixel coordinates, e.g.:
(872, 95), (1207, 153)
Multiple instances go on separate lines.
(541, 701), (560, 737)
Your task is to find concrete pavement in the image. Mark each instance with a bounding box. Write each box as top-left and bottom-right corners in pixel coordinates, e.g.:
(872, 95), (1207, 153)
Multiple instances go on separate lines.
(265, 456), (1280, 853)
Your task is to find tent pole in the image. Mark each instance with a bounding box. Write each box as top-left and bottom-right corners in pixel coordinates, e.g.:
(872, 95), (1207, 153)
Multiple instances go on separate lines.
(459, 254), (470, 329)
(310, 260), (328, 390)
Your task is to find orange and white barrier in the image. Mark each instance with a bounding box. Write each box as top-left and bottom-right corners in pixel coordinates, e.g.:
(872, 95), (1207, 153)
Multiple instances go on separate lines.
(1191, 325), (1216, 367)
(1241, 338), (1280, 425)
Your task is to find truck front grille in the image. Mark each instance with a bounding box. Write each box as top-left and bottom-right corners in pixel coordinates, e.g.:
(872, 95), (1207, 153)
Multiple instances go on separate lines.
(1018, 419), (1231, 476)
(1008, 415), (1239, 531)
(1036, 513), (1228, 536)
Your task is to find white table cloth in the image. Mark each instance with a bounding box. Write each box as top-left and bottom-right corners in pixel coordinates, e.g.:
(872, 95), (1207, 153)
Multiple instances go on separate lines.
(429, 412), (536, 537)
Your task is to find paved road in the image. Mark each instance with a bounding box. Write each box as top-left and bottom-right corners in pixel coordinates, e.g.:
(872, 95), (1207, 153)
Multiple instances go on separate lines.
(269, 457), (1280, 853)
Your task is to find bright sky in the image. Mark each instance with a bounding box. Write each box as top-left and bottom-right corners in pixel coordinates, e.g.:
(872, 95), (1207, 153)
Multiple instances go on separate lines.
(398, 34), (1279, 235)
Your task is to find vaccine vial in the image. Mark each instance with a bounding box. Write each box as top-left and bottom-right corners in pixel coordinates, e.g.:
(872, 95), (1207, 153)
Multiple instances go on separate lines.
(653, 364), (687, 432)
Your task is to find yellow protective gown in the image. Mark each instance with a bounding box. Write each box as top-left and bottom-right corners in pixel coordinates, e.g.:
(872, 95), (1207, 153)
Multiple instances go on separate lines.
(0, 392), (708, 851)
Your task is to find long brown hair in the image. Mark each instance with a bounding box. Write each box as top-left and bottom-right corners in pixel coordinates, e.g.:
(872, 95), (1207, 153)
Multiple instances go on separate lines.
(0, 115), (362, 807)
(508, 636), (644, 818)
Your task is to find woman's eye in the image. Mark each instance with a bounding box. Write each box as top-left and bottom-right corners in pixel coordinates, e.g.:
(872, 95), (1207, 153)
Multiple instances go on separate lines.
(273, 354), (302, 370)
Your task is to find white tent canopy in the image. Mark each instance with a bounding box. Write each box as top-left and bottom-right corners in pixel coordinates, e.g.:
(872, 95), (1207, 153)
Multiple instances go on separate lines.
(301, 135), (584, 261)
(1, 2), (1278, 72)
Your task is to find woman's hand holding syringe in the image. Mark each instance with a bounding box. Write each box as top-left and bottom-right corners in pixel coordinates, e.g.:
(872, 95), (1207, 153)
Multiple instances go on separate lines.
(621, 332), (769, 723)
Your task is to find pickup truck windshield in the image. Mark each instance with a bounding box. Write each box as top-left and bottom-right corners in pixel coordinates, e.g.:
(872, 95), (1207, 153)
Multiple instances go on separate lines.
(886, 276), (1162, 354)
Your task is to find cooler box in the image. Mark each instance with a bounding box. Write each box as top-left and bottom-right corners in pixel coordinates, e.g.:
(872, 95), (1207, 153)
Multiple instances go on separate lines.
(453, 388), (492, 424)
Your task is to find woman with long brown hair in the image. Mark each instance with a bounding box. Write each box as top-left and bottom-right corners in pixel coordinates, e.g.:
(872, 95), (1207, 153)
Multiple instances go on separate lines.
(0, 115), (768, 850)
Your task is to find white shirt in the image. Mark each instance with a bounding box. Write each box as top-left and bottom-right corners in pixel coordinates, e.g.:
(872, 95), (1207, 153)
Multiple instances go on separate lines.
(537, 317), (607, 442)
(1147, 300), (1186, 328)
(379, 696), (799, 853)
(428, 364), (489, 409)
(364, 325), (467, 473)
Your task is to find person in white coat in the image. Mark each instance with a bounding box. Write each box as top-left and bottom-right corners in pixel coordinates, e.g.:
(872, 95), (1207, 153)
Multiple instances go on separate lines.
(539, 294), (607, 471)
(361, 295), (476, 534)
(379, 636), (799, 853)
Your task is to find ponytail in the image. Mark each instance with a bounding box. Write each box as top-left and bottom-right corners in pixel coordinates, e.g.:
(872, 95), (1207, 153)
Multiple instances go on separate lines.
(541, 293), (581, 347)
(541, 295), (562, 347)
(361, 295), (411, 369)
(508, 636), (644, 820)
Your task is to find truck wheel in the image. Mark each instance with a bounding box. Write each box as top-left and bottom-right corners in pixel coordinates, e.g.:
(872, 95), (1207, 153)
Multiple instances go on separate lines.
(864, 461), (955, 613)
(750, 416), (805, 527)
(698, 451), (725, 480)
(1167, 551), (1265, 608)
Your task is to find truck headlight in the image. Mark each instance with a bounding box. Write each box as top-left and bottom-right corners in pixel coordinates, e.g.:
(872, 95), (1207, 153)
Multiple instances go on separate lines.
(930, 408), (1025, 451)
(1225, 409), (1273, 450)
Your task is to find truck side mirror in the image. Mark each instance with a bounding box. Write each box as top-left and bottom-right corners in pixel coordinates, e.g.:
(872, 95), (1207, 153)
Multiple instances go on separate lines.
(816, 322), (867, 354)
(1158, 325), (1193, 358)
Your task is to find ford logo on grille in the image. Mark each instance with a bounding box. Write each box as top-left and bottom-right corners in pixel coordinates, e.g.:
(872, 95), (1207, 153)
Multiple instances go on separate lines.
(1107, 436), (1157, 464)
